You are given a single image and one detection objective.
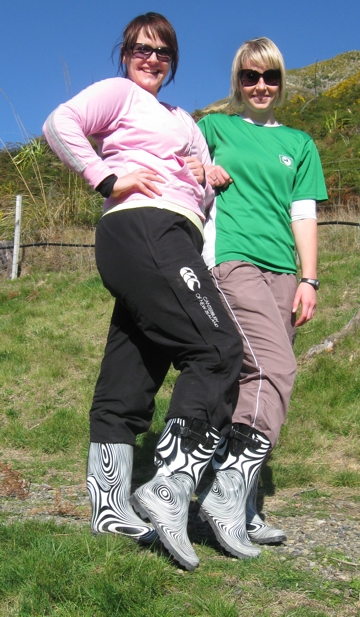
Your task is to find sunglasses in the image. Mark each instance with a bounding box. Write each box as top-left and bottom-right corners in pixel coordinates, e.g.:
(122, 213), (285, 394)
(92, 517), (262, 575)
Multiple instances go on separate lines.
(239, 69), (281, 87)
(130, 44), (175, 62)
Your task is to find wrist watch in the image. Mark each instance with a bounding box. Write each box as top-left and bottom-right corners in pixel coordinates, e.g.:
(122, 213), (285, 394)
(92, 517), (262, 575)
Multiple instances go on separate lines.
(300, 277), (320, 290)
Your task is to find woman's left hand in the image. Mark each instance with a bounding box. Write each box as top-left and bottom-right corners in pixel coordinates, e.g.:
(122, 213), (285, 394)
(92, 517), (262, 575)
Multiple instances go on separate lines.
(183, 156), (205, 185)
(292, 282), (317, 327)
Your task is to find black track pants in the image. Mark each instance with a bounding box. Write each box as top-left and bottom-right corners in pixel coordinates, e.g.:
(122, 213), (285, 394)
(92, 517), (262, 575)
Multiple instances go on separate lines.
(90, 208), (243, 444)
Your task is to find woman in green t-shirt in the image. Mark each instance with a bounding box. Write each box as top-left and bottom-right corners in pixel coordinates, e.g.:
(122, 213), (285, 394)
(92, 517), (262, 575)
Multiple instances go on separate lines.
(196, 37), (327, 559)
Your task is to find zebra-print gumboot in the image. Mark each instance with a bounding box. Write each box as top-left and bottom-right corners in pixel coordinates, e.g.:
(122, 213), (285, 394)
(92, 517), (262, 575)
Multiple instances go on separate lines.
(87, 442), (157, 543)
(246, 470), (286, 544)
(197, 424), (271, 559)
(131, 418), (221, 571)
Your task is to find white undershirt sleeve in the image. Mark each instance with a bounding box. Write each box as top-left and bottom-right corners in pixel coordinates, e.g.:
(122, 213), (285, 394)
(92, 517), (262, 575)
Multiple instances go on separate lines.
(291, 199), (317, 222)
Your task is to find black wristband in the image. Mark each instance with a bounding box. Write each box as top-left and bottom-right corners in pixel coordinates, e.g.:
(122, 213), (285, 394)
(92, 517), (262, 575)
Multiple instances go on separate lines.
(95, 174), (118, 198)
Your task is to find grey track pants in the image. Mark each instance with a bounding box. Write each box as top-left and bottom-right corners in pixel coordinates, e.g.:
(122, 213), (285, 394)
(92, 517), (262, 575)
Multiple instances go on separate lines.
(211, 260), (298, 447)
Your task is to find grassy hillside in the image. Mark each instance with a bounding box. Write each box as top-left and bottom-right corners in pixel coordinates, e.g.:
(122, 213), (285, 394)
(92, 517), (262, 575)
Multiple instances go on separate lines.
(0, 139), (103, 244)
(286, 51), (360, 97)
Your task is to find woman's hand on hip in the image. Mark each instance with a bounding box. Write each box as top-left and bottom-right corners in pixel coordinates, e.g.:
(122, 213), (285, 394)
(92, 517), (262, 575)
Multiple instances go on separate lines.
(204, 164), (232, 188)
(183, 156), (205, 184)
(292, 282), (317, 327)
(111, 169), (164, 199)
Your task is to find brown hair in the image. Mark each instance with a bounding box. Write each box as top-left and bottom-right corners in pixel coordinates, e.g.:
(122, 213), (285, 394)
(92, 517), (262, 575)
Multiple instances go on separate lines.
(230, 37), (286, 106)
(113, 12), (179, 87)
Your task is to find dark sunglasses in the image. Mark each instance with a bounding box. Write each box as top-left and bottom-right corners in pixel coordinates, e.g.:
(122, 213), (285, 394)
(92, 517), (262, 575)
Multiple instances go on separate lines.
(239, 69), (281, 87)
(130, 44), (175, 62)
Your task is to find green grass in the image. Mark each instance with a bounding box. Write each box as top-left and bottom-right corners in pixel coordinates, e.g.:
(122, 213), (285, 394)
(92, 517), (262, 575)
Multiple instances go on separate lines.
(0, 226), (359, 615)
(0, 521), (356, 617)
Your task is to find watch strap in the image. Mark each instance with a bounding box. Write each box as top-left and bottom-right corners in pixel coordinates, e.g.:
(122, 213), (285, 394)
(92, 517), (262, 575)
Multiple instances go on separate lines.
(300, 277), (320, 290)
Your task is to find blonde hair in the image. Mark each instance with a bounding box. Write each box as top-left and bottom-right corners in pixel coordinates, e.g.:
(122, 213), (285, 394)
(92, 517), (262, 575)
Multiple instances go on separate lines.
(230, 37), (286, 106)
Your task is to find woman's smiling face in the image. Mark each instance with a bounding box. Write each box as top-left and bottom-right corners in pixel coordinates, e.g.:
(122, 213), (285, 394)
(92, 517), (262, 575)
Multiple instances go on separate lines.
(239, 60), (280, 123)
(123, 28), (172, 97)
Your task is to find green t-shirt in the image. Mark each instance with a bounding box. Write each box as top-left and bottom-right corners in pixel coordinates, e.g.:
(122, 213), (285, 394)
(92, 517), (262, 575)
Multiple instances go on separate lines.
(198, 114), (328, 273)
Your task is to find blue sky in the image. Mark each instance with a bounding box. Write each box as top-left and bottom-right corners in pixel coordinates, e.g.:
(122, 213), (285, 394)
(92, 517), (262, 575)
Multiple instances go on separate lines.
(1, 0), (359, 145)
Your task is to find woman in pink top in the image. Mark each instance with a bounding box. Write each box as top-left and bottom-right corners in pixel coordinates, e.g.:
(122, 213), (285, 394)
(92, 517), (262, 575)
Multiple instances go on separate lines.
(43, 12), (243, 571)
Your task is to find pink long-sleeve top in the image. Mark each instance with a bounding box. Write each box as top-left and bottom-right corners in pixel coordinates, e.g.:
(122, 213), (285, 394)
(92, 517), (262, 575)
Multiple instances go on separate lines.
(43, 77), (214, 219)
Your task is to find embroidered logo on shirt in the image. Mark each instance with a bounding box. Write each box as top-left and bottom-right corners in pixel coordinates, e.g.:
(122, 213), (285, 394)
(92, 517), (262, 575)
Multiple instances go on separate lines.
(279, 154), (294, 168)
(180, 267), (201, 291)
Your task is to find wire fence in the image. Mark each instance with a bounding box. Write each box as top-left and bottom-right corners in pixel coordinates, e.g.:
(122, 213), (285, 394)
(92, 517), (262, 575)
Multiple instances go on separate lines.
(1, 164), (359, 279)
(0, 203), (99, 278)
(1, 217), (359, 281)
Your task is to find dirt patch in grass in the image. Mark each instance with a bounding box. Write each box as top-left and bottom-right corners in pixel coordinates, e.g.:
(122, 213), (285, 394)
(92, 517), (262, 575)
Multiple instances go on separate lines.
(0, 463), (30, 500)
(0, 448), (87, 486)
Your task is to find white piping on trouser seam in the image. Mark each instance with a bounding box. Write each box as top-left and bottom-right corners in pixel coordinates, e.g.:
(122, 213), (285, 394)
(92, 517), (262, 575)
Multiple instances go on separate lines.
(210, 268), (262, 429)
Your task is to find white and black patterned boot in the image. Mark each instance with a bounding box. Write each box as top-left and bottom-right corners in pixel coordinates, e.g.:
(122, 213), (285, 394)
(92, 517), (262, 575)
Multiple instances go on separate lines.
(197, 424), (272, 559)
(87, 442), (157, 543)
(246, 469), (286, 544)
(130, 418), (221, 571)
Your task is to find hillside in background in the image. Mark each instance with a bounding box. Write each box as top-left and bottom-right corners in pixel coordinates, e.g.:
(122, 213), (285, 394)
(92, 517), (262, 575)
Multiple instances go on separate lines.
(196, 51), (360, 114)
(286, 51), (360, 97)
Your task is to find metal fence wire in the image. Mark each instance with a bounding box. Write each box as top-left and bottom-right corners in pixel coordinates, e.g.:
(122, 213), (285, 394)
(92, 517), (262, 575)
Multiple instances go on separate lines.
(1, 158), (359, 279)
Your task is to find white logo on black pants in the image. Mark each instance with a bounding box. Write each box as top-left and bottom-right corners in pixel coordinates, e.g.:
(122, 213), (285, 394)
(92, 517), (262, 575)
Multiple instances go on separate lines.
(180, 267), (201, 291)
(180, 267), (219, 327)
